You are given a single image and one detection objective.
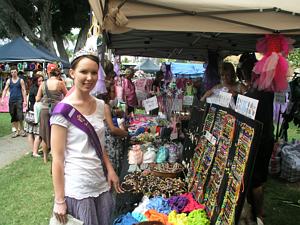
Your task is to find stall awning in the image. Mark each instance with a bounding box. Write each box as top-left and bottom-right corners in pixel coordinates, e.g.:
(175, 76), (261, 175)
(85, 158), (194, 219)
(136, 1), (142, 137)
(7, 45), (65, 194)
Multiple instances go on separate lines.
(89, 0), (300, 60)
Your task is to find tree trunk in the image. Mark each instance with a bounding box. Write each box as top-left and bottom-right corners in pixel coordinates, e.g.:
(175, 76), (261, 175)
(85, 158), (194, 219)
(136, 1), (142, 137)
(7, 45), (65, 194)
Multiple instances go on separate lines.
(0, 0), (42, 45)
(0, 15), (21, 39)
(38, 0), (56, 54)
(74, 21), (90, 53)
(54, 34), (69, 61)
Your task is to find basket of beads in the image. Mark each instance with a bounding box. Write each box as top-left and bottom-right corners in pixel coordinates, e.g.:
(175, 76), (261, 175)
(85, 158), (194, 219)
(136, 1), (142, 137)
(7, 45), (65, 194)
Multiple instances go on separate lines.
(150, 163), (184, 178)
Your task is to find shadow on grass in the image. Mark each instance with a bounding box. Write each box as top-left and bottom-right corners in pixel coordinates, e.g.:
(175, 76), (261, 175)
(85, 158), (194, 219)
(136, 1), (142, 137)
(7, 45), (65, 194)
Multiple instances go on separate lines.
(264, 176), (300, 225)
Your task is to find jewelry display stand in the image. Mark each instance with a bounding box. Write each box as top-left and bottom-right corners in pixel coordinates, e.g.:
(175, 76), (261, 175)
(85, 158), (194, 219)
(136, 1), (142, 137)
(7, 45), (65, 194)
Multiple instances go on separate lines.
(188, 103), (263, 225)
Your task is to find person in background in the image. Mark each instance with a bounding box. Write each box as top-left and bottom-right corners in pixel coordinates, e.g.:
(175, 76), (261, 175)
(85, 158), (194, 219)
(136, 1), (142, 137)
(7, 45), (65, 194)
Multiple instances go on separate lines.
(1, 66), (27, 138)
(200, 62), (247, 101)
(193, 77), (205, 101)
(25, 72), (44, 157)
(98, 82), (128, 175)
(51, 53), (123, 225)
(36, 68), (67, 163)
(149, 70), (164, 115)
(240, 53), (274, 225)
(123, 68), (138, 115)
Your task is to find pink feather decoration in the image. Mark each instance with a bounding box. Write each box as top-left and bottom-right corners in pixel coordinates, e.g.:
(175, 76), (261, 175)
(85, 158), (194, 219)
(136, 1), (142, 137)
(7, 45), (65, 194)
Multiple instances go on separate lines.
(253, 34), (294, 92)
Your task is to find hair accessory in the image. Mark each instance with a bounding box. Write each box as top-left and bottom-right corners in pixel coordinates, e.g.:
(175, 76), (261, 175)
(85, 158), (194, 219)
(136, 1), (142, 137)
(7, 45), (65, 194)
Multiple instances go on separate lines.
(47, 63), (57, 74)
(72, 48), (98, 63)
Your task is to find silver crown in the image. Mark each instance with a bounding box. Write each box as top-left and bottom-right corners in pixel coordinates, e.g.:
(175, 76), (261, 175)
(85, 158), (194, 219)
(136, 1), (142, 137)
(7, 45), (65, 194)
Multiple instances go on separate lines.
(72, 48), (98, 62)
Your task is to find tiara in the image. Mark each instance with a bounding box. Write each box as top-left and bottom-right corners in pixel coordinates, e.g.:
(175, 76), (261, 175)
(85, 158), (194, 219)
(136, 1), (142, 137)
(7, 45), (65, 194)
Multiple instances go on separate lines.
(72, 48), (98, 62)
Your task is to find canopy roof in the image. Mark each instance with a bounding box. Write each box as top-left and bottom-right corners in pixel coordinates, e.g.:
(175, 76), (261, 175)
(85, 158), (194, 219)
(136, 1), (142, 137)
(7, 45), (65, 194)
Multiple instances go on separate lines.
(134, 58), (159, 72)
(89, 0), (300, 60)
(0, 37), (58, 62)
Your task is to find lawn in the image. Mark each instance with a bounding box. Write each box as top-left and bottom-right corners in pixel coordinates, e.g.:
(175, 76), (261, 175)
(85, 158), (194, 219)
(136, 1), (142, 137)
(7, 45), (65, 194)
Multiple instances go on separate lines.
(0, 113), (12, 137)
(0, 155), (53, 225)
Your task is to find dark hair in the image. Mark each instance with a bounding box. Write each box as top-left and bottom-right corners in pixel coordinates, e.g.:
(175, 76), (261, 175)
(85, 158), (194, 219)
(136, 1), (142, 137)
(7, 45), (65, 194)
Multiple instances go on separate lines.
(236, 53), (257, 82)
(222, 62), (236, 84)
(104, 59), (114, 76)
(155, 70), (164, 79)
(71, 55), (99, 70)
(32, 74), (44, 86)
(49, 68), (61, 77)
(10, 65), (17, 71)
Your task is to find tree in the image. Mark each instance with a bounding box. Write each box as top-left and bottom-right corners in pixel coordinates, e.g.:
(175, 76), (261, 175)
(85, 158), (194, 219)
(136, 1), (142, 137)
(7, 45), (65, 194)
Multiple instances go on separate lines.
(288, 48), (300, 69)
(0, 0), (90, 61)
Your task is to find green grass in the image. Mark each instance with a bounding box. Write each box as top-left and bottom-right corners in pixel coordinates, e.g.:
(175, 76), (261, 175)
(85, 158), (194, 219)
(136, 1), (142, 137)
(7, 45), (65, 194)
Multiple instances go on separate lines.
(0, 155), (53, 225)
(287, 122), (300, 141)
(0, 113), (11, 137)
(264, 177), (300, 225)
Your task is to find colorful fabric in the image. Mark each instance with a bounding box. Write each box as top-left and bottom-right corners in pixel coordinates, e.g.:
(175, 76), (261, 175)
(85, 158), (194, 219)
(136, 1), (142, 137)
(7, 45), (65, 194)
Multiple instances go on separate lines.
(145, 209), (169, 224)
(168, 210), (188, 225)
(146, 196), (172, 215)
(181, 193), (205, 213)
(113, 212), (139, 225)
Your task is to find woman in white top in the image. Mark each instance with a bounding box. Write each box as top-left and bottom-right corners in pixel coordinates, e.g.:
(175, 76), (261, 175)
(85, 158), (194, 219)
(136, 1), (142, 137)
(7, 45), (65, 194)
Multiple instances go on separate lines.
(50, 53), (123, 225)
(201, 62), (247, 102)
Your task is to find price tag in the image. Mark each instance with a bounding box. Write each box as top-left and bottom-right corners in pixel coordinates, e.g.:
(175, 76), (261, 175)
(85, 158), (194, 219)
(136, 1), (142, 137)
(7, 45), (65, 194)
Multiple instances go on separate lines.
(205, 131), (217, 145)
(274, 92), (286, 104)
(143, 96), (158, 113)
(218, 91), (232, 108)
(235, 94), (259, 120)
(183, 96), (194, 106)
(206, 91), (232, 108)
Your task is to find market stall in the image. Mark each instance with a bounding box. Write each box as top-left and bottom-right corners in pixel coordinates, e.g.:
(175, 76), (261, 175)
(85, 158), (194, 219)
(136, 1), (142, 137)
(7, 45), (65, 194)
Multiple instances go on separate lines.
(87, 1), (300, 224)
(112, 94), (263, 225)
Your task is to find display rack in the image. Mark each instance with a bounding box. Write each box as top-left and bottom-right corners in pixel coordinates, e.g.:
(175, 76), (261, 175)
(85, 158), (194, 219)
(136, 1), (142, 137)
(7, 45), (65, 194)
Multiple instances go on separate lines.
(188, 104), (263, 225)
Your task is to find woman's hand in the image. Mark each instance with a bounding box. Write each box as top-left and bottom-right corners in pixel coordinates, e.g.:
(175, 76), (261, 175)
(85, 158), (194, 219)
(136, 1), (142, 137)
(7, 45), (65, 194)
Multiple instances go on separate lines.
(53, 201), (68, 224)
(107, 170), (124, 194)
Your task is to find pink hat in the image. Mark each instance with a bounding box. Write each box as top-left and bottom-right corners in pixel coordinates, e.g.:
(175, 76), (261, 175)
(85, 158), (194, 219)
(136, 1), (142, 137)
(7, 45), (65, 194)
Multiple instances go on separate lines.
(47, 63), (57, 74)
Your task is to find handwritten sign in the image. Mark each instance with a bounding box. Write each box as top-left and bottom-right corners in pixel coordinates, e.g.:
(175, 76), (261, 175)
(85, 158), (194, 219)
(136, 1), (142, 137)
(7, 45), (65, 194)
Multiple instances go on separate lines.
(143, 96), (158, 113)
(183, 96), (194, 106)
(235, 94), (259, 120)
(206, 91), (232, 108)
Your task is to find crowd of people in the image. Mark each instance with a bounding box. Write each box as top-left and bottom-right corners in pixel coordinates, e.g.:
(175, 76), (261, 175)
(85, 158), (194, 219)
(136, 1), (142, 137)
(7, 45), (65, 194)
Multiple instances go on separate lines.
(0, 51), (276, 225)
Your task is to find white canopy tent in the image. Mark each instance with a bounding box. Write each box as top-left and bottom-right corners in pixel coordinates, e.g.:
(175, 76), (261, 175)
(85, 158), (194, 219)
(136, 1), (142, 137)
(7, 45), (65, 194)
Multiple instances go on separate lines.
(88, 0), (300, 60)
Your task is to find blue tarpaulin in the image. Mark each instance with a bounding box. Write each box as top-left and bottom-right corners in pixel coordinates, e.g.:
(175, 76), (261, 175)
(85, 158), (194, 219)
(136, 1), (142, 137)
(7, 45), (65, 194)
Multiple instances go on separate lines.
(171, 62), (205, 78)
(0, 37), (58, 62)
(0, 37), (70, 68)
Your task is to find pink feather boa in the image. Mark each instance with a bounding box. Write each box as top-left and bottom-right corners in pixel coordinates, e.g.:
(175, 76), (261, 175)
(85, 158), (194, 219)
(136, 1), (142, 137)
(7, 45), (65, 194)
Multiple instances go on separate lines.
(253, 34), (294, 92)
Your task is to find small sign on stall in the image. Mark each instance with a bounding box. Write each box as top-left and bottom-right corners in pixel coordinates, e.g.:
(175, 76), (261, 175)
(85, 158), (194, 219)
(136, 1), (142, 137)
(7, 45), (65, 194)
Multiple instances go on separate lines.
(235, 94), (259, 120)
(143, 96), (158, 113)
(205, 131), (217, 146)
(274, 92), (286, 104)
(172, 98), (183, 112)
(206, 91), (232, 108)
(183, 96), (194, 106)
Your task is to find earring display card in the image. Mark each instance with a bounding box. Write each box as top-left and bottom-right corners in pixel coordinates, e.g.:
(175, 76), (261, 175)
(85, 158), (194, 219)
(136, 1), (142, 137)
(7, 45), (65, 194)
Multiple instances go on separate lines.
(203, 106), (217, 133)
(189, 104), (262, 225)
